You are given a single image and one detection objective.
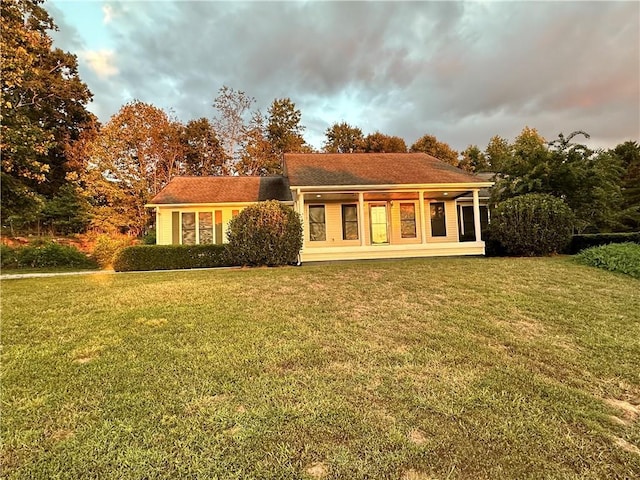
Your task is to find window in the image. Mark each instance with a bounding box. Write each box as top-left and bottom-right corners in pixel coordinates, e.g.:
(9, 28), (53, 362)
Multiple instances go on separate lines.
(430, 202), (446, 237)
(198, 212), (213, 244)
(342, 204), (358, 240)
(400, 203), (417, 238)
(215, 210), (223, 245)
(309, 205), (326, 241)
(182, 212), (196, 245)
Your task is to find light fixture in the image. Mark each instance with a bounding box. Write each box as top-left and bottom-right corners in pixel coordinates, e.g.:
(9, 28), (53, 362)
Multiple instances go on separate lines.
(316, 194), (321, 198)
(443, 192), (449, 196)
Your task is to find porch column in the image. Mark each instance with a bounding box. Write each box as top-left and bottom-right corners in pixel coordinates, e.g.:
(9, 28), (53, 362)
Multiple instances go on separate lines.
(358, 192), (365, 246)
(419, 190), (427, 244)
(472, 189), (482, 241)
(297, 190), (305, 242)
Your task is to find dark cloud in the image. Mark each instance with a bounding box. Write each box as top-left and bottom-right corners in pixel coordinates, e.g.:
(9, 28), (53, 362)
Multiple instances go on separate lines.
(47, 1), (639, 151)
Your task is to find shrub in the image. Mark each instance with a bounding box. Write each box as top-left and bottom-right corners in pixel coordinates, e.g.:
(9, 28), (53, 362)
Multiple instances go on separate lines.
(489, 193), (574, 256)
(576, 243), (640, 279)
(567, 232), (640, 254)
(92, 234), (137, 268)
(226, 201), (303, 266)
(1, 244), (18, 268)
(4, 242), (97, 269)
(142, 228), (156, 245)
(113, 244), (228, 272)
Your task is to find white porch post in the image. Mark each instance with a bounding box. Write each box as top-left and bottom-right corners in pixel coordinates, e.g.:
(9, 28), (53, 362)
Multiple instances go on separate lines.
(419, 190), (427, 244)
(472, 189), (482, 241)
(297, 190), (305, 242)
(358, 192), (365, 246)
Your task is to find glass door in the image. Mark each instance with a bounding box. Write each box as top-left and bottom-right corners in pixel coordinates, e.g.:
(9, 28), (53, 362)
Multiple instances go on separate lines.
(370, 204), (389, 244)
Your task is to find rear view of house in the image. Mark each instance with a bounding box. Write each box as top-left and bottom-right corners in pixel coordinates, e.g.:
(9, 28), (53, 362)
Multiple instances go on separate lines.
(147, 153), (493, 262)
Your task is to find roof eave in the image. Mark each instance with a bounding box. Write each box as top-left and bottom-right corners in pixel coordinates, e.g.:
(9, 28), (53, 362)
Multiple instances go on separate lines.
(289, 182), (494, 192)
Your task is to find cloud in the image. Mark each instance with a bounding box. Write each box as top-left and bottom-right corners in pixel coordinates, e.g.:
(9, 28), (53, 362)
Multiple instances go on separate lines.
(81, 50), (119, 78)
(102, 4), (114, 24)
(46, 0), (640, 151)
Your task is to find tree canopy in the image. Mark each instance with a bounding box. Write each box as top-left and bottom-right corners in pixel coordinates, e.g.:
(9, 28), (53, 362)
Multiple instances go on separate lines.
(323, 122), (364, 153)
(1, 0), (95, 230)
(410, 134), (459, 166)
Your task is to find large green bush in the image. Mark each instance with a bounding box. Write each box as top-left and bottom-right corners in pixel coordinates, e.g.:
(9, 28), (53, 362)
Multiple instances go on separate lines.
(576, 243), (640, 279)
(489, 193), (574, 256)
(1, 242), (97, 269)
(567, 232), (640, 254)
(113, 245), (228, 272)
(226, 201), (303, 266)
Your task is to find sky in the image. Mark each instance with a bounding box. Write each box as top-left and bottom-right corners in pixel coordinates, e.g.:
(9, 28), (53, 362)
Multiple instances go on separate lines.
(45, 0), (640, 153)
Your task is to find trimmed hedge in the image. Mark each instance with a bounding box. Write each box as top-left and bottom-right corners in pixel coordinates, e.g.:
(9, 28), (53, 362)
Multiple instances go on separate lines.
(576, 243), (640, 279)
(567, 232), (640, 254)
(113, 244), (229, 272)
(489, 193), (574, 256)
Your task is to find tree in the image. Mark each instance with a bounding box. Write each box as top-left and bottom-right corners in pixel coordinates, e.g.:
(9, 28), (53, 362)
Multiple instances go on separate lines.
(323, 122), (364, 153)
(492, 130), (624, 233)
(236, 112), (282, 176)
(212, 85), (254, 169)
(1, 0), (94, 229)
(363, 132), (407, 153)
(484, 135), (511, 172)
(410, 134), (459, 166)
(182, 118), (227, 176)
(267, 98), (308, 154)
(82, 101), (185, 235)
(459, 145), (489, 173)
(611, 141), (640, 231)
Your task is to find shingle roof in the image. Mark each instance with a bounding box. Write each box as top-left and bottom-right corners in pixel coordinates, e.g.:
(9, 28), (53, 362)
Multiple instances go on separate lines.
(284, 153), (489, 187)
(148, 176), (292, 204)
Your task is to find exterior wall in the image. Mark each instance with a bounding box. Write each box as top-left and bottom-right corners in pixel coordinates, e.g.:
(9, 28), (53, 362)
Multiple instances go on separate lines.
(155, 205), (247, 245)
(302, 199), (460, 248)
(300, 242), (486, 262)
(424, 199), (459, 243)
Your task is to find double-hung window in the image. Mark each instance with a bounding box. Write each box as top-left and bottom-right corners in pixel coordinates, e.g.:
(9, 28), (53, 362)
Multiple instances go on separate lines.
(309, 205), (326, 241)
(400, 203), (417, 238)
(342, 204), (358, 240)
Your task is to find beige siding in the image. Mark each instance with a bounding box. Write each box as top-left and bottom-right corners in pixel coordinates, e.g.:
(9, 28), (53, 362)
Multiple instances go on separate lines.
(155, 205), (248, 245)
(304, 202), (361, 247)
(424, 200), (459, 243)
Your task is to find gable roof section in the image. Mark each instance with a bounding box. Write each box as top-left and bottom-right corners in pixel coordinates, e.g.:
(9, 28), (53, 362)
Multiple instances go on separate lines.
(284, 153), (489, 188)
(148, 176), (292, 205)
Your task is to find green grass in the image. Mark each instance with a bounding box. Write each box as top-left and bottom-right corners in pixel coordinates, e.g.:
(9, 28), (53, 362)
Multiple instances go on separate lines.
(1, 257), (639, 479)
(576, 242), (640, 279)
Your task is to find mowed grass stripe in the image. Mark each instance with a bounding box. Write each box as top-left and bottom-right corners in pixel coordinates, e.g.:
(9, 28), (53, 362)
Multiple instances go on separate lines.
(1, 257), (639, 479)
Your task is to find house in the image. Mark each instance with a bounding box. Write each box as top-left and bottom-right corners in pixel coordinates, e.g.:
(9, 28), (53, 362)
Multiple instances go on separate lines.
(146, 153), (493, 262)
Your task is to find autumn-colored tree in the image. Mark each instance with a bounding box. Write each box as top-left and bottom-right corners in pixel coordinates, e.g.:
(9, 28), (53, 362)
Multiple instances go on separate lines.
(1, 0), (94, 229)
(410, 134), (459, 166)
(82, 101), (185, 235)
(182, 118), (227, 176)
(459, 145), (489, 173)
(236, 112), (282, 176)
(363, 132), (407, 153)
(267, 98), (308, 153)
(323, 122), (364, 153)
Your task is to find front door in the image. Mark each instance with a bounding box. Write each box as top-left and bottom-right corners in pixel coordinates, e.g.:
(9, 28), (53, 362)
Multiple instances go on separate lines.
(370, 204), (389, 244)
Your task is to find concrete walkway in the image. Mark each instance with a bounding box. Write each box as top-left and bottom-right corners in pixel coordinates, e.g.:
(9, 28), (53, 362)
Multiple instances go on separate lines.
(0, 269), (116, 280)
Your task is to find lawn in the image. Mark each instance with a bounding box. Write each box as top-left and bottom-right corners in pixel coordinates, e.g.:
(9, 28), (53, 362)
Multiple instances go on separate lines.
(1, 257), (639, 479)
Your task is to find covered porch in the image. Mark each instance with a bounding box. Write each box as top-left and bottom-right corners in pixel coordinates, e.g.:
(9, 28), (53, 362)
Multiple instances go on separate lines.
(292, 185), (489, 262)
